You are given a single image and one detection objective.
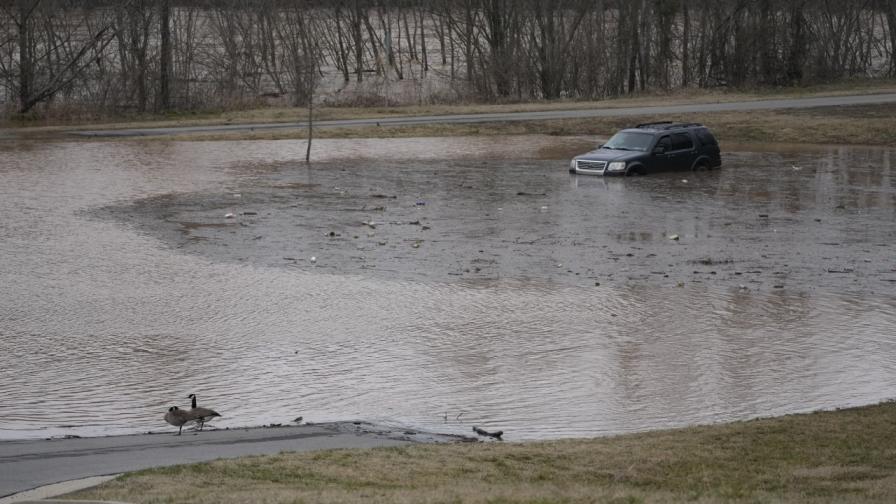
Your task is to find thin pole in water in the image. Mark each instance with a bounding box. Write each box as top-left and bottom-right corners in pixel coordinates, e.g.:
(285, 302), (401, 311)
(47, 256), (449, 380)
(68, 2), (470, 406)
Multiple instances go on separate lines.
(305, 90), (312, 163)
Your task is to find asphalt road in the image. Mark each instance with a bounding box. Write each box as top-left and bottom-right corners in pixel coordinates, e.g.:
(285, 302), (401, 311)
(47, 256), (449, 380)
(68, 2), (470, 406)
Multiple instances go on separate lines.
(0, 423), (422, 499)
(72, 92), (896, 138)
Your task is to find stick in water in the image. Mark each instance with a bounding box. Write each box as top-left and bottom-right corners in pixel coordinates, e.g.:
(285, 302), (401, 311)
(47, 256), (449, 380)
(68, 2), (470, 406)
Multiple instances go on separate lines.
(473, 426), (503, 440)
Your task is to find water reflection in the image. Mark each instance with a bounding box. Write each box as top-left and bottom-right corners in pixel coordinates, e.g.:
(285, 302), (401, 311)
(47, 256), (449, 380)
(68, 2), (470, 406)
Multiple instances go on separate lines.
(0, 137), (894, 441)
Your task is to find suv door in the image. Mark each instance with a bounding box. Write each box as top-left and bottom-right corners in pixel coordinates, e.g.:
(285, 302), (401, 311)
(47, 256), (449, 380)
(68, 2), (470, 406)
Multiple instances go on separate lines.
(669, 132), (696, 171)
(648, 135), (673, 173)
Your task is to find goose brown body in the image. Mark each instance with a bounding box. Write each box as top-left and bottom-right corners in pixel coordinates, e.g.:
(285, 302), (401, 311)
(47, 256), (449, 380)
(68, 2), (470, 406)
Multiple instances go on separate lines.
(163, 406), (193, 435)
(187, 393), (221, 430)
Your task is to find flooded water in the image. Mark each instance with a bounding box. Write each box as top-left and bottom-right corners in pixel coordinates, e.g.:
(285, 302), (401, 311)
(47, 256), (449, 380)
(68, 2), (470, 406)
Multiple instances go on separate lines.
(1, 136), (895, 441)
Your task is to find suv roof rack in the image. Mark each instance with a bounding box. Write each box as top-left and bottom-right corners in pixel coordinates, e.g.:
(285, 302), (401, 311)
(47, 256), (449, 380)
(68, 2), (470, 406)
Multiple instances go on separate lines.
(634, 122), (704, 130)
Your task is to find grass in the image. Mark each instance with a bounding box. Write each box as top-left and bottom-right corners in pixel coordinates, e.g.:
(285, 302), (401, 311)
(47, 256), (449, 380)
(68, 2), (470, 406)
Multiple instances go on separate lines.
(67, 402), (896, 504)
(124, 102), (896, 148)
(6, 78), (896, 131)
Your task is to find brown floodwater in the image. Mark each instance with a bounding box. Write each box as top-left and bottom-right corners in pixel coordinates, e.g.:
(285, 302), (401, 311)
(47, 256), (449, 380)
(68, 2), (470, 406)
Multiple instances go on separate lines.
(0, 136), (894, 441)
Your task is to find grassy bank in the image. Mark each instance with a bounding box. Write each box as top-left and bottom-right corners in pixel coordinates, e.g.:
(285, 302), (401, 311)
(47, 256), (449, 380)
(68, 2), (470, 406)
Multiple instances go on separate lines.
(68, 402), (896, 504)
(0, 80), (896, 145)
(121, 102), (896, 148)
(10, 79), (896, 127)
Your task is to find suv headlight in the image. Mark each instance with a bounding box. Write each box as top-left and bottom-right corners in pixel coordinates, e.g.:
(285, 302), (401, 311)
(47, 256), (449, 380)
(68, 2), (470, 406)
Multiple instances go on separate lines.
(607, 161), (626, 172)
(570, 159), (577, 169)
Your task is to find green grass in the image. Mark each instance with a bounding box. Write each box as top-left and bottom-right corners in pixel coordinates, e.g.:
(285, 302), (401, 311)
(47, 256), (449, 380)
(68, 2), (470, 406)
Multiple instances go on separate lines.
(68, 402), (896, 504)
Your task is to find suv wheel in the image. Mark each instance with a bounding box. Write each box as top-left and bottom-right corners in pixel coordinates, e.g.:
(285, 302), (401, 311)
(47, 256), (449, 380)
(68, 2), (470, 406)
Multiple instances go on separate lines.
(692, 160), (709, 171)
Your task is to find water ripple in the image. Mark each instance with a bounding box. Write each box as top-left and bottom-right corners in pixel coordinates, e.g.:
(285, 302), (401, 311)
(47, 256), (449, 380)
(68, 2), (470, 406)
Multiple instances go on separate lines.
(1, 139), (895, 440)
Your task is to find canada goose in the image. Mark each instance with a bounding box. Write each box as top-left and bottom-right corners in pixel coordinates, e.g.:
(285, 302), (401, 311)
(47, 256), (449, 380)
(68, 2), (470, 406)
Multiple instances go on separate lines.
(186, 393), (221, 430)
(164, 406), (193, 435)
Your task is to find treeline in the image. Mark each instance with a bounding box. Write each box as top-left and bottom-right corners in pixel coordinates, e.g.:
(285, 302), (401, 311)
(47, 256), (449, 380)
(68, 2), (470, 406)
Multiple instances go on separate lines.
(3, 0), (896, 115)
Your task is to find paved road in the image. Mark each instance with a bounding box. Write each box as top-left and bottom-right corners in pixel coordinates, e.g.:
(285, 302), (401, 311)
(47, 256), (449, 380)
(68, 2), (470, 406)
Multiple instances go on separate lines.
(0, 423), (419, 498)
(72, 93), (896, 138)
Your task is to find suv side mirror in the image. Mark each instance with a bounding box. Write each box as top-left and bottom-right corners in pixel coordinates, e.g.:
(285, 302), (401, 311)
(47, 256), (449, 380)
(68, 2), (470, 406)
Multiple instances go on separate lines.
(652, 146), (665, 155)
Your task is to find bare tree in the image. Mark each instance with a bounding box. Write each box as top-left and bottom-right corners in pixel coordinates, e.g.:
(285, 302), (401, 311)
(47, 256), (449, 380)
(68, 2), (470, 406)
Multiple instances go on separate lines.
(6, 0), (116, 114)
(3, 0), (896, 117)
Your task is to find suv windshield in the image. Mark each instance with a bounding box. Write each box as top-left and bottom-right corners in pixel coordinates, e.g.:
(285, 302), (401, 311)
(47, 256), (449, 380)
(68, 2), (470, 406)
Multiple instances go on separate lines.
(602, 132), (654, 152)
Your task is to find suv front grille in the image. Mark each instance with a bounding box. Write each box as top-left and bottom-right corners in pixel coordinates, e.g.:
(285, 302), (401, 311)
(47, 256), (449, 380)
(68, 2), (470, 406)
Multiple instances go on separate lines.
(576, 160), (606, 172)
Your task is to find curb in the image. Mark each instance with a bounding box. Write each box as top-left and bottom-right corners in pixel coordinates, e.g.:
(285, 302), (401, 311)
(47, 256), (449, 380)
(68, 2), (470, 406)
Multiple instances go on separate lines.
(0, 476), (123, 504)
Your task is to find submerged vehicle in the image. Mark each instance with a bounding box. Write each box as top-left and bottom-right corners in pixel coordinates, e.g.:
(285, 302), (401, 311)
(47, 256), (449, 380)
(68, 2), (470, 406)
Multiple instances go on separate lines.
(569, 122), (721, 176)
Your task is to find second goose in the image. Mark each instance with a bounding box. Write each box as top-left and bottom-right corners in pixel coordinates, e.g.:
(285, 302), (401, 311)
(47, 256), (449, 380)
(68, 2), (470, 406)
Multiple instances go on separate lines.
(186, 393), (221, 430)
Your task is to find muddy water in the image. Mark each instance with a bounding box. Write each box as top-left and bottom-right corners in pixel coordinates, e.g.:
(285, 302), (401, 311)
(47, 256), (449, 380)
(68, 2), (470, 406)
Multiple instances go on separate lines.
(1, 136), (895, 441)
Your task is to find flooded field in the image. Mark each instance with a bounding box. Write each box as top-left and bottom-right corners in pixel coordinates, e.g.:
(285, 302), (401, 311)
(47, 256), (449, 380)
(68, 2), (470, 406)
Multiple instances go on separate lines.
(1, 136), (895, 441)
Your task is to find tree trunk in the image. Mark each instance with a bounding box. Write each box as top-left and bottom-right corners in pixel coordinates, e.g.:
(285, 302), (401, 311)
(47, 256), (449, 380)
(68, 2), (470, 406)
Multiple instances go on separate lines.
(464, 0), (473, 83)
(352, 0), (364, 82)
(885, 0), (896, 76)
(159, 0), (171, 111)
(786, 0), (805, 83)
(334, 5), (350, 83)
(362, 11), (383, 75)
(628, 2), (640, 93)
(682, 0), (690, 87)
(758, 0), (775, 84)
(419, 3), (428, 73)
(17, 1), (34, 114)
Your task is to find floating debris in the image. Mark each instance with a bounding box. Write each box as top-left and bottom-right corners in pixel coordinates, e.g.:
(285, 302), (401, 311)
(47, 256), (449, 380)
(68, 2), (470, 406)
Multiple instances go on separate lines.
(473, 426), (503, 440)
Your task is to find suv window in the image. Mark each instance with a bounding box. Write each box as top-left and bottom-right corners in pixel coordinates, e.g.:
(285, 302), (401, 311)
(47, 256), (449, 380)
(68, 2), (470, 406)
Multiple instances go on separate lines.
(603, 131), (654, 152)
(656, 136), (671, 150)
(671, 133), (693, 151)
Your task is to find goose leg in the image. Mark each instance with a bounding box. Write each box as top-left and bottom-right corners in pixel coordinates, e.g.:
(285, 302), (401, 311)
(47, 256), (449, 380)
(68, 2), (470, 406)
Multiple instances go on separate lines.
(177, 425), (182, 436)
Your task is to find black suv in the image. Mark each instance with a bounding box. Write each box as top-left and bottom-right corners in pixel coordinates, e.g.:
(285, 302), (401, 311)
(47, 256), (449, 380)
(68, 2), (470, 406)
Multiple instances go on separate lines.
(569, 122), (721, 176)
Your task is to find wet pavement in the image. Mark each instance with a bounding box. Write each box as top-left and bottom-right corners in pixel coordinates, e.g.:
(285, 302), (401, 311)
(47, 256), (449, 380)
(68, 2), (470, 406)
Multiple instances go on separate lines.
(0, 422), (436, 498)
(1, 136), (895, 443)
